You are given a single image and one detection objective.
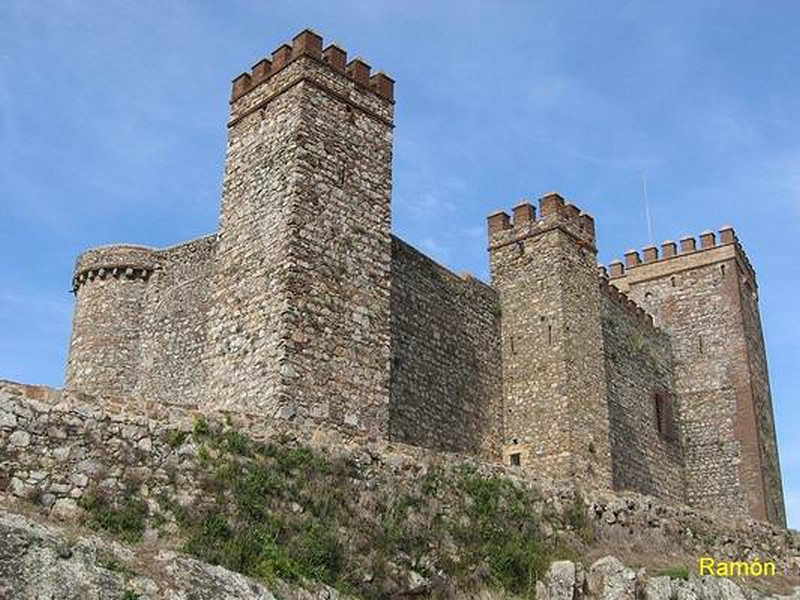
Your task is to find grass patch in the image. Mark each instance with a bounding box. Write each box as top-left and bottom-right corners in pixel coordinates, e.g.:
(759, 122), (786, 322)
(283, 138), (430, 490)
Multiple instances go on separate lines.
(85, 421), (587, 599)
(654, 565), (690, 580)
(561, 492), (593, 542)
(192, 415), (211, 439)
(99, 555), (134, 576)
(165, 430), (188, 449)
(80, 487), (148, 543)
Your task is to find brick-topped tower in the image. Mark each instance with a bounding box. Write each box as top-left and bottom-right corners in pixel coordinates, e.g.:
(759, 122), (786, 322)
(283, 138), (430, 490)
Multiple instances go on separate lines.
(608, 229), (785, 526)
(63, 29), (785, 526)
(206, 30), (395, 434)
(488, 194), (613, 487)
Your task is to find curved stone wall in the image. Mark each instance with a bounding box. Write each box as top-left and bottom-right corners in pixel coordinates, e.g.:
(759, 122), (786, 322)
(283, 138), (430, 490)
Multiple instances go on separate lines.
(65, 245), (159, 397)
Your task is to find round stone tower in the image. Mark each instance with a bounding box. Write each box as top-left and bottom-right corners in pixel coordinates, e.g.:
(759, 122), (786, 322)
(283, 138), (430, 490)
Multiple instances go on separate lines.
(66, 245), (158, 397)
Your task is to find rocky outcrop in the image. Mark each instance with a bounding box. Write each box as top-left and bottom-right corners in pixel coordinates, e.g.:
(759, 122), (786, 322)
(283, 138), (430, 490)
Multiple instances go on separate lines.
(1, 380), (799, 599)
(0, 509), (351, 600)
(536, 557), (800, 600)
(2, 507), (798, 600)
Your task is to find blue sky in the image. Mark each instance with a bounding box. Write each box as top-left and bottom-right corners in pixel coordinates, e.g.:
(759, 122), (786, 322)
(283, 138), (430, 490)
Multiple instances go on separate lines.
(1, 2), (797, 527)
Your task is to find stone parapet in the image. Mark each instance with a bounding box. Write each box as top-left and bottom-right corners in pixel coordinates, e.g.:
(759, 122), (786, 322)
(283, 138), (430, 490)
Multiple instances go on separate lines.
(604, 226), (757, 291)
(71, 245), (159, 293)
(488, 192), (596, 252)
(231, 30), (394, 104)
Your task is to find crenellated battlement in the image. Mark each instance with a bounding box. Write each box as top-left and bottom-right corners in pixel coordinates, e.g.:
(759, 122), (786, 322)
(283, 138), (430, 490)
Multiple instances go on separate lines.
(230, 29), (394, 103)
(598, 273), (657, 332)
(604, 226), (757, 286)
(487, 192), (596, 251)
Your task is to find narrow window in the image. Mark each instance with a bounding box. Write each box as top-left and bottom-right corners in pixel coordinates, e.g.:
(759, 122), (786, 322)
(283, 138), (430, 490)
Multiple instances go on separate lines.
(654, 392), (676, 441)
(670, 276), (676, 288)
(509, 453), (521, 467)
(720, 264), (726, 276)
(547, 325), (553, 345)
(698, 335), (704, 355)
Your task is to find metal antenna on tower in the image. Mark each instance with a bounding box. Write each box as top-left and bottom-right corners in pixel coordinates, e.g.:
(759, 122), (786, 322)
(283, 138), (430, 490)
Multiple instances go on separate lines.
(643, 174), (654, 247)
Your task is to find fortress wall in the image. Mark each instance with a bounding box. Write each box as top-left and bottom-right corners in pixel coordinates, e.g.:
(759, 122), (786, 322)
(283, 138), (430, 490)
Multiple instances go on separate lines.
(630, 258), (749, 517)
(2, 380), (796, 576)
(389, 237), (503, 459)
(280, 55), (394, 437)
(204, 68), (302, 417)
(600, 283), (684, 502)
(135, 235), (217, 406)
(488, 195), (613, 486)
(609, 233), (773, 522)
(207, 33), (394, 437)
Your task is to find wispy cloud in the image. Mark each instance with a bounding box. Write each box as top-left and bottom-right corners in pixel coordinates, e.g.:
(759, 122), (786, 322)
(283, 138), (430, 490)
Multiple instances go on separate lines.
(1, 0), (799, 527)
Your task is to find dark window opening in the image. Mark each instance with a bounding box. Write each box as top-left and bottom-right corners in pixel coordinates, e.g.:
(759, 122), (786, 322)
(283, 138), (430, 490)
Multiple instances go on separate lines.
(654, 392), (676, 442)
(509, 453), (521, 467)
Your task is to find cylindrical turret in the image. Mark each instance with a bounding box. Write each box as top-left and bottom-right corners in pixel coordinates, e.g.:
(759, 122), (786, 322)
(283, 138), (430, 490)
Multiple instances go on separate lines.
(65, 245), (158, 397)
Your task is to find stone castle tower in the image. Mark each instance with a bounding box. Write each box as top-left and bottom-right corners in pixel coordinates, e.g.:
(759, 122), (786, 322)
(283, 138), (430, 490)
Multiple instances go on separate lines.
(64, 30), (785, 526)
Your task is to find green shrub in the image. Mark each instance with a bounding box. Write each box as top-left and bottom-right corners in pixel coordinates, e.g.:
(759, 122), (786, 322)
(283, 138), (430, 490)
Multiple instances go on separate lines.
(192, 416), (210, 439)
(224, 430), (250, 455)
(80, 489), (148, 543)
(166, 430), (188, 449)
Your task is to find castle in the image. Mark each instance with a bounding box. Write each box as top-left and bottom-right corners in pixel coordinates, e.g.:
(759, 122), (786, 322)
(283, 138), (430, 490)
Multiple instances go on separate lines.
(64, 30), (785, 526)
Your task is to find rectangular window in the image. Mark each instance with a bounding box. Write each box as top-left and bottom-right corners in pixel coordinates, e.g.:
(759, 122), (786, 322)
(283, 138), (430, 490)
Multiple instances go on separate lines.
(509, 453), (521, 467)
(654, 392), (676, 442)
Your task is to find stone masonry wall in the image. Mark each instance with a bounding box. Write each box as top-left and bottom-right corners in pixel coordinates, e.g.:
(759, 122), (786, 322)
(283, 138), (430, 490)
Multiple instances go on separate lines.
(136, 235), (217, 406)
(389, 237), (503, 459)
(66, 245), (158, 398)
(600, 282), (684, 502)
(66, 237), (216, 406)
(203, 58), (305, 417)
(488, 194), (612, 486)
(1, 380), (796, 584)
(204, 32), (394, 437)
(609, 230), (783, 525)
(283, 53), (393, 438)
